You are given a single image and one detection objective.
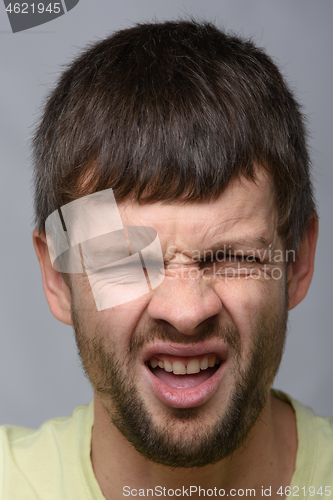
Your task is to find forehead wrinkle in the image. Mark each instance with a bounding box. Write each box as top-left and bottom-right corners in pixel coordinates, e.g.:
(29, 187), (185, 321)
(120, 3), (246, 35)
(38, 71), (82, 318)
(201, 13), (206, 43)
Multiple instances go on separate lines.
(203, 212), (275, 244)
(117, 169), (279, 254)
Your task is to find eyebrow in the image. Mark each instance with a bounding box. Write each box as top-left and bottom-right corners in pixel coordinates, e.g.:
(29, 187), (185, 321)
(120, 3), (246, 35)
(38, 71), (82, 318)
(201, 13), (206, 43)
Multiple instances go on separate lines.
(199, 236), (275, 259)
(212, 236), (272, 251)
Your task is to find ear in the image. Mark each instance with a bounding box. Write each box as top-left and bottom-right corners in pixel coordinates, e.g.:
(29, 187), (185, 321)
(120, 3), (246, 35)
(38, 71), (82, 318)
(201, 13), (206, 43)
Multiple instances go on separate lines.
(287, 216), (318, 311)
(33, 229), (73, 325)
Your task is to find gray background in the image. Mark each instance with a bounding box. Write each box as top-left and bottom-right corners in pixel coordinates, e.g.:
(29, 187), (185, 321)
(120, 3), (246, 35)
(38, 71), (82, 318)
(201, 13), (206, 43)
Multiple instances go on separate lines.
(0, 0), (332, 429)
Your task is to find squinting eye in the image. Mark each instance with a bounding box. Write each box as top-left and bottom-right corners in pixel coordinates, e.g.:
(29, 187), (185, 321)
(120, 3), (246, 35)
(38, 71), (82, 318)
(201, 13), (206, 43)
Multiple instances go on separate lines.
(200, 254), (240, 264)
(200, 254), (261, 265)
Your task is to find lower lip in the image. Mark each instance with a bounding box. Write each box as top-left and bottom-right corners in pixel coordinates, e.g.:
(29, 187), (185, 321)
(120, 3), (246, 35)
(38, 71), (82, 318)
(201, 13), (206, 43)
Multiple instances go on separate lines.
(144, 362), (227, 409)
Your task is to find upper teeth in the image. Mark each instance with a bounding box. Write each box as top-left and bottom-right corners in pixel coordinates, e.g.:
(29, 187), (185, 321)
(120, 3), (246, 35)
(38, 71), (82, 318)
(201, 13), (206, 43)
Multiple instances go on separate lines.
(149, 355), (219, 375)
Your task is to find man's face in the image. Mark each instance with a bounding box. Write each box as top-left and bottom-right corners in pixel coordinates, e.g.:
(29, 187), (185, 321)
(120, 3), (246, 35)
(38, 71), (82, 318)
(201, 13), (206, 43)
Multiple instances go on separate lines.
(70, 170), (288, 467)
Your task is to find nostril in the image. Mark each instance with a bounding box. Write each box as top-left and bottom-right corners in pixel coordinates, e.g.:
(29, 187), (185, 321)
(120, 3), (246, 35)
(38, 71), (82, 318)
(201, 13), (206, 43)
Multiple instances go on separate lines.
(147, 285), (223, 335)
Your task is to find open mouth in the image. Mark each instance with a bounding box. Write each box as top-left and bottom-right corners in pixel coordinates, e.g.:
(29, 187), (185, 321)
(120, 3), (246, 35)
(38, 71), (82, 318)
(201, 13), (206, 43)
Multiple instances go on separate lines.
(143, 343), (228, 408)
(147, 354), (222, 390)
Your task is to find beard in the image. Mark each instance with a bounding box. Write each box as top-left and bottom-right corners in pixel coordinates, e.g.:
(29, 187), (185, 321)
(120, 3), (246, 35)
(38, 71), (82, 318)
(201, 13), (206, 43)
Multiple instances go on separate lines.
(71, 290), (288, 468)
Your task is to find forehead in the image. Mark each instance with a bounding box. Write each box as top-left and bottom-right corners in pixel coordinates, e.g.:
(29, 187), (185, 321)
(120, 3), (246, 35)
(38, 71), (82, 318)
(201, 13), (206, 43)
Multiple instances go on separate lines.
(118, 169), (278, 251)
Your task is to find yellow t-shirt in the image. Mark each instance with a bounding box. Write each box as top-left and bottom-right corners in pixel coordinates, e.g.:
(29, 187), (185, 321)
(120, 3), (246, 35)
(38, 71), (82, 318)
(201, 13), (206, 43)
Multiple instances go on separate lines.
(0, 402), (104, 500)
(1, 392), (333, 499)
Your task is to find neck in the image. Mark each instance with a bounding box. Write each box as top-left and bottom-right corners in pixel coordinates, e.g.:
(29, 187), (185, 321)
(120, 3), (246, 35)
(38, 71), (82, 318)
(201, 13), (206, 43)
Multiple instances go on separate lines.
(91, 393), (297, 500)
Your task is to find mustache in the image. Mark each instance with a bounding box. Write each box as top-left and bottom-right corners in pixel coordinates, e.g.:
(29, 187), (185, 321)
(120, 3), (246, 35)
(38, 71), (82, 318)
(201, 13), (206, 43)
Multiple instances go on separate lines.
(129, 320), (241, 355)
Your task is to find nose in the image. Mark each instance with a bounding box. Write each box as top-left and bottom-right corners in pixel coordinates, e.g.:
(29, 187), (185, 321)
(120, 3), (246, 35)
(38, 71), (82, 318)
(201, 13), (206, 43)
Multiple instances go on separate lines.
(147, 274), (223, 335)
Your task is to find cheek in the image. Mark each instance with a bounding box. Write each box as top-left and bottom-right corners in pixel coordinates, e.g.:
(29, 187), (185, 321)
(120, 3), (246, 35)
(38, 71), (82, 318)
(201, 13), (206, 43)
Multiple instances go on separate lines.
(71, 273), (152, 342)
(92, 293), (153, 347)
(213, 274), (286, 351)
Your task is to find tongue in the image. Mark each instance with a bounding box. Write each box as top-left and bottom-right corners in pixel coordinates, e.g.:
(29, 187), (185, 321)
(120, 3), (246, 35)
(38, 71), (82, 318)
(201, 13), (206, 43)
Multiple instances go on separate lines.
(152, 367), (216, 389)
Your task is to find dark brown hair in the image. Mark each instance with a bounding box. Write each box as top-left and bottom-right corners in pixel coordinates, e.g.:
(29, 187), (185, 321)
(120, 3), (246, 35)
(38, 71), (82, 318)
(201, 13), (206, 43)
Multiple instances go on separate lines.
(32, 20), (316, 250)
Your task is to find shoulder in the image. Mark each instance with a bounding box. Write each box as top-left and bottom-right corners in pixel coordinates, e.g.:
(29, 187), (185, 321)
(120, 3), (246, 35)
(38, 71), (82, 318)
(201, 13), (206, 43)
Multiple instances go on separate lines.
(273, 389), (333, 488)
(1, 403), (92, 459)
(0, 403), (95, 500)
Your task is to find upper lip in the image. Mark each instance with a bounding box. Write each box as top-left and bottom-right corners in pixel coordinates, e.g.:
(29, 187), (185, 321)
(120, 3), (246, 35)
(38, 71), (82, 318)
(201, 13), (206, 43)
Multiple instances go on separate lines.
(142, 340), (228, 364)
